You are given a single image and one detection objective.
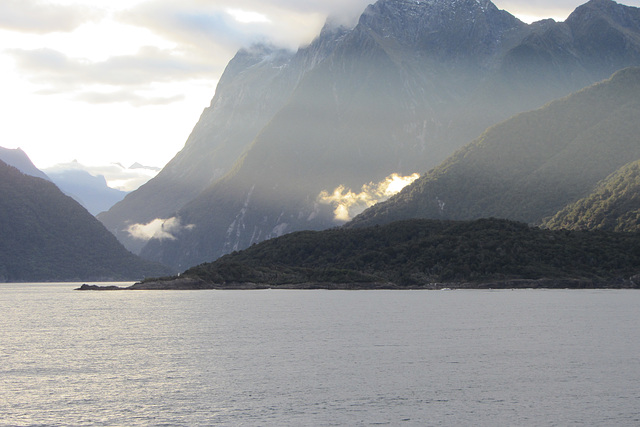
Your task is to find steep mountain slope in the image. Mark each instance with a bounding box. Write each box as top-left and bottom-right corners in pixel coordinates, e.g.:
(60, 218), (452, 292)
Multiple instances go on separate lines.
(117, 0), (640, 270)
(0, 147), (49, 181)
(350, 67), (640, 228)
(98, 23), (351, 254)
(544, 159), (640, 231)
(0, 161), (171, 282)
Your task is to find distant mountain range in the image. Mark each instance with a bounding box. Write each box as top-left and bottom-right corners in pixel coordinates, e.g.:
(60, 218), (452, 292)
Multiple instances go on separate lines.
(43, 167), (129, 216)
(0, 160), (171, 282)
(98, 0), (640, 271)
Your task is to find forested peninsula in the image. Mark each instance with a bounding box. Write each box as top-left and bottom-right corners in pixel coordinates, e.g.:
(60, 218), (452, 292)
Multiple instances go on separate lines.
(79, 219), (640, 290)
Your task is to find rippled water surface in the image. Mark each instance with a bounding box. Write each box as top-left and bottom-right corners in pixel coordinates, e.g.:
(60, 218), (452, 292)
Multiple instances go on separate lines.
(2, 284), (640, 426)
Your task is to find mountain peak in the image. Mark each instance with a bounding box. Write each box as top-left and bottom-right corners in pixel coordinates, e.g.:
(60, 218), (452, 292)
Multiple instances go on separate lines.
(357, 0), (524, 60)
(567, 0), (640, 25)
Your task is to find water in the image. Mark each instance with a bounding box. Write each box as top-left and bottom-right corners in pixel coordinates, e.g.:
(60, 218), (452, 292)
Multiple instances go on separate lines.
(1, 284), (639, 426)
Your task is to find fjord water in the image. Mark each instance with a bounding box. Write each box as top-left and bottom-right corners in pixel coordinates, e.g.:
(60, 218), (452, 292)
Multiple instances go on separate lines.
(2, 285), (639, 426)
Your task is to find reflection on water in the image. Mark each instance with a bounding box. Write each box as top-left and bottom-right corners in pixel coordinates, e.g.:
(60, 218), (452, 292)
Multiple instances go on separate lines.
(1, 284), (640, 426)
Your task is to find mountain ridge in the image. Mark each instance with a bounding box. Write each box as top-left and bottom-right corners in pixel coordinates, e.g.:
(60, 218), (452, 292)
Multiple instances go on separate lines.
(0, 146), (50, 181)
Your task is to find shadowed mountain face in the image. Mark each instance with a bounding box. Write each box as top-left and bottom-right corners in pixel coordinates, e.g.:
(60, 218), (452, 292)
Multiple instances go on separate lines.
(102, 0), (640, 271)
(0, 161), (171, 282)
(349, 67), (640, 228)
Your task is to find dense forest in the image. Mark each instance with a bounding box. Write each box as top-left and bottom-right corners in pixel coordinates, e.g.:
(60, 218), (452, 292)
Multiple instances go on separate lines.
(130, 218), (640, 289)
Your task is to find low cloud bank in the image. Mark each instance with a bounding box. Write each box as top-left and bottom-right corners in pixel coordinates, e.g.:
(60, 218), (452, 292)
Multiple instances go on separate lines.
(318, 173), (420, 222)
(127, 217), (195, 241)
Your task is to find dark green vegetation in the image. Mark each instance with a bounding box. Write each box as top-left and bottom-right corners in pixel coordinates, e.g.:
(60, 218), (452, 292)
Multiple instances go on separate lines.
(0, 161), (171, 282)
(351, 67), (640, 229)
(132, 218), (640, 289)
(544, 160), (640, 232)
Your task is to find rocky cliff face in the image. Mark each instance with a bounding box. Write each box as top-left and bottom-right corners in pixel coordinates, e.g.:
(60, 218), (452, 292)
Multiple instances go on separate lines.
(103, 0), (640, 271)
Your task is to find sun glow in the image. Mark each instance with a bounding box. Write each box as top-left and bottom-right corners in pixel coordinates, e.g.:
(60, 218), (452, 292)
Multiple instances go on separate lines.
(226, 8), (271, 24)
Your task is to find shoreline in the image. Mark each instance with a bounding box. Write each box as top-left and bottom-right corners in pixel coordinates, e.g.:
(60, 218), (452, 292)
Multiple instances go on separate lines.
(76, 277), (640, 291)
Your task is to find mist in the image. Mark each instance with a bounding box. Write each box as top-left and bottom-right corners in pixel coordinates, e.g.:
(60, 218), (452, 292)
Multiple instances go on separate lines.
(318, 173), (420, 222)
(127, 217), (195, 241)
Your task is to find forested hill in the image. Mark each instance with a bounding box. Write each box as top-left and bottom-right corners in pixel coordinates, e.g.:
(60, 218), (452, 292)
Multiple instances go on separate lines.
(0, 161), (171, 282)
(544, 159), (640, 232)
(349, 67), (640, 229)
(130, 218), (640, 290)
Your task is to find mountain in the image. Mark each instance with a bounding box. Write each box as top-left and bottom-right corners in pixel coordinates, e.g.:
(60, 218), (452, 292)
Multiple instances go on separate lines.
(124, 218), (640, 290)
(349, 66), (640, 228)
(106, 0), (640, 270)
(0, 160), (171, 282)
(0, 147), (49, 181)
(97, 26), (350, 254)
(543, 159), (640, 231)
(45, 168), (128, 216)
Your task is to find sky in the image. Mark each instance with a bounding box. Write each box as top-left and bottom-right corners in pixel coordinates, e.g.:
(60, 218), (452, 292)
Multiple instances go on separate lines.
(1, 0), (640, 189)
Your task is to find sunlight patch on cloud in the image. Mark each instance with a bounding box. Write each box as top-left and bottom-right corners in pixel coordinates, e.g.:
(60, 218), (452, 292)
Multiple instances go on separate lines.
(127, 217), (195, 241)
(227, 8), (271, 24)
(318, 173), (420, 222)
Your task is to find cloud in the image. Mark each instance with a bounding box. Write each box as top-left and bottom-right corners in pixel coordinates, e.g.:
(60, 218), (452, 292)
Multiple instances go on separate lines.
(75, 90), (185, 107)
(6, 46), (216, 104)
(1, 0), (370, 107)
(0, 0), (103, 34)
(227, 8), (271, 24)
(118, 0), (370, 53)
(318, 173), (420, 222)
(127, 217), (195, 241)
(8, 46), (215, 88)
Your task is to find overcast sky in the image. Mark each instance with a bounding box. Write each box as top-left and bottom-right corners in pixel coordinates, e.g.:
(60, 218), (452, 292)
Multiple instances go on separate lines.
(1, 0), (640, 186)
